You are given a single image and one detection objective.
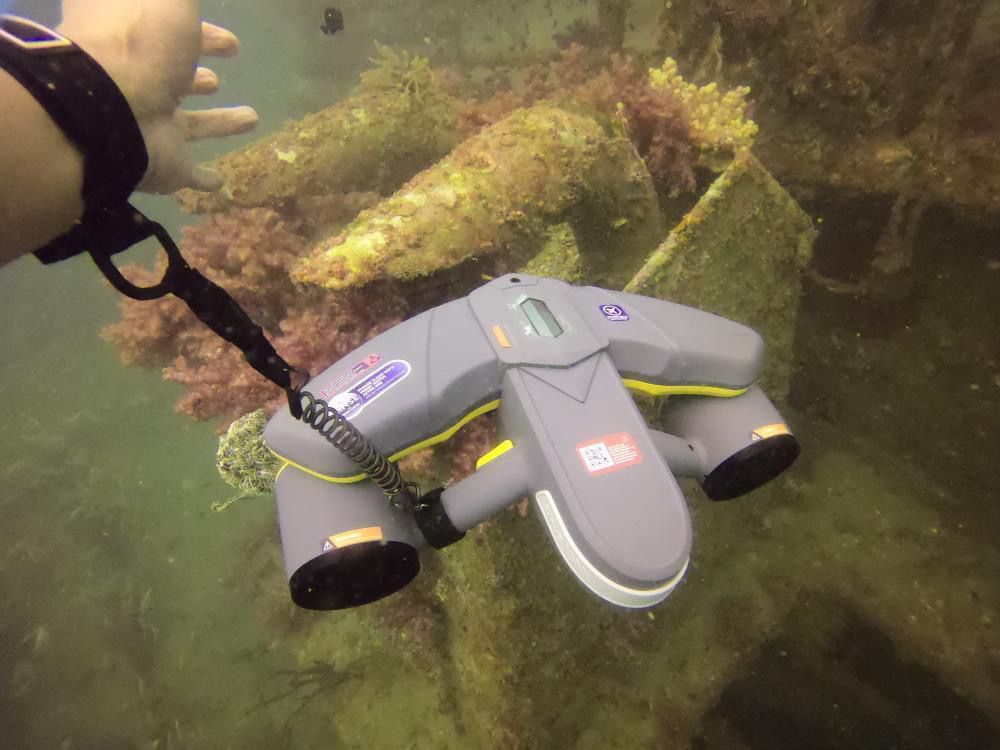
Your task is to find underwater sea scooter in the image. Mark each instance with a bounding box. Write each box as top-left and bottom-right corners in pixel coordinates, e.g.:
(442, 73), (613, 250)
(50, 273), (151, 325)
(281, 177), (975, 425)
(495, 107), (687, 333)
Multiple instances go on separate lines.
(264, 274), (800, 611)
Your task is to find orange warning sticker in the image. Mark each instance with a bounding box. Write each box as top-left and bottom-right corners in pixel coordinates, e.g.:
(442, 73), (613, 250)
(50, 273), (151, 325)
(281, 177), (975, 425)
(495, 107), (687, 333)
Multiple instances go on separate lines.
(324, 526), (384, 552)
(751, 423), (791, 441)
(577, 432), (643, 476)
(492, 324), (511, 348)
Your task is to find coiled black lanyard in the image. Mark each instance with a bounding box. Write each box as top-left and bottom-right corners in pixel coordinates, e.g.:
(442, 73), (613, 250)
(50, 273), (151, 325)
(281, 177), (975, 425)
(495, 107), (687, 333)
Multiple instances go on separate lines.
(80, 202), (308, 419)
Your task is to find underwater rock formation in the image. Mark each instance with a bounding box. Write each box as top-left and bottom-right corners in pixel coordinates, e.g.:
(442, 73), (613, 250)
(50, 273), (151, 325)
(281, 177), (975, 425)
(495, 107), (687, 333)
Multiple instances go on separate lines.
(596, 0), (631, 49)
(454, 46), (708, 198)
(105, 44), (805, 435)
(69, 7), (1000, 747)
(627, 150), (815, 400)
(176, 50), (460, 219)
(656, 0), (1000, 211)
(292, 104), (662, 291)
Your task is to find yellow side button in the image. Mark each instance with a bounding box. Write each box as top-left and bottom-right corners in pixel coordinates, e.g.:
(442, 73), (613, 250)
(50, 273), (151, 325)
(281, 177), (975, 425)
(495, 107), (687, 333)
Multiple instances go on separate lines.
(476, 439), (514, 470)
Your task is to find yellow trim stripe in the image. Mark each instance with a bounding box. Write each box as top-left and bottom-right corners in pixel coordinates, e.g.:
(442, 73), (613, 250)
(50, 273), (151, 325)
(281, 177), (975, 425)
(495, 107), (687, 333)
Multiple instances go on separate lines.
(271, 379), (747, 486)
(476, 439), (514, 470)
(622, 379), (749, 398)
(270, 398), (502, 484)
(391, 398), (500, 461)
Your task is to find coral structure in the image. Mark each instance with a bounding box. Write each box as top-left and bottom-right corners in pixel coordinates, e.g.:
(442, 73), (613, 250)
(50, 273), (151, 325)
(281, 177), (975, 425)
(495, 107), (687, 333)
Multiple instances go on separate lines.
(102, 207), (412, 427)
(454, 46), (701, 198)
(648, 57), (757, 167)
(292, 104), (662, 291)
(102, 208), (306, 367)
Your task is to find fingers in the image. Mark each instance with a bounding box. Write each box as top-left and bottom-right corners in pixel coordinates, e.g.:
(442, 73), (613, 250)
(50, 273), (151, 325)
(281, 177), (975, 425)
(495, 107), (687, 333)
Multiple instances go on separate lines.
(137, 114), (235, 194)
(182, 106), (259, 140)
(189, 165), (225, 192)
(201, 22), (240, 57)
(137, 19), (253, 194)
(191, 67), (219, 95)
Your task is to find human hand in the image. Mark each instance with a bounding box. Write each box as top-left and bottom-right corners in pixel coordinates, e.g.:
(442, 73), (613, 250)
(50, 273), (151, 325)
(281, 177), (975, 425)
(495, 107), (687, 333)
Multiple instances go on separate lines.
(57, 0), (258, 193)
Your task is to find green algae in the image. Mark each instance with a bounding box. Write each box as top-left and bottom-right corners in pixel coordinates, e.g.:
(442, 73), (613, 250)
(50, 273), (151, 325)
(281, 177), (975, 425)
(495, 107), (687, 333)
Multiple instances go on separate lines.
(292, 105), (661, 291)
(176, 84), (459, 217)
(626, 150), (816, 399)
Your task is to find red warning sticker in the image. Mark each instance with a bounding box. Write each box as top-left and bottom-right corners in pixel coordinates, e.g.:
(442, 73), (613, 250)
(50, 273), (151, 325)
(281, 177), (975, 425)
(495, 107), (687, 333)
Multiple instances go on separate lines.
(319, 353), (383, 399)
(576, 432), (643, 476)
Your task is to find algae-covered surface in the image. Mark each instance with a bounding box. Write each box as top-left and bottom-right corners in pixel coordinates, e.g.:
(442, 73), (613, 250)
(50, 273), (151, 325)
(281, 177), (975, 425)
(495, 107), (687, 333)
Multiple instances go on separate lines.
(627, 151), (815, 400)
(2, 1), (999, 748)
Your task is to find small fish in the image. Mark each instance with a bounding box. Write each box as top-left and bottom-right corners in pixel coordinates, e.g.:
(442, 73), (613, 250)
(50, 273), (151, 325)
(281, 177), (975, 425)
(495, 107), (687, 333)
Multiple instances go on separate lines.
(321, 7), (344, 36)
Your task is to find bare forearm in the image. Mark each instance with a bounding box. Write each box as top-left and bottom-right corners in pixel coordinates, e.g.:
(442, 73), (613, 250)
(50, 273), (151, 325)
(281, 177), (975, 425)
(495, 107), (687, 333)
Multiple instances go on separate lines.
(0, 2), (254, 268)
(0, 67), (85, 266)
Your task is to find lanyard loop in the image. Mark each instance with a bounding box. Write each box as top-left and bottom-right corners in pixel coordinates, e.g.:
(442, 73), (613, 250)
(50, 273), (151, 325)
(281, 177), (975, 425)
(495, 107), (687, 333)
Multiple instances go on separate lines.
(87, 204), (308, 418)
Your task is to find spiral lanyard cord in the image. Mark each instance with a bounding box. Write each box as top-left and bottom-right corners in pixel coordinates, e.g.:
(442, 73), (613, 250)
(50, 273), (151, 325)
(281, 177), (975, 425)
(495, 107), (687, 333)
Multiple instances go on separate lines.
(296, 390), (416, 506)
(86, 208), (410, 505)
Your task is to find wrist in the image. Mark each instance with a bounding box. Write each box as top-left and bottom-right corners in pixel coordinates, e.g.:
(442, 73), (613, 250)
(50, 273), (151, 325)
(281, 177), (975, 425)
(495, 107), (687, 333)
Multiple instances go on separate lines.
(0, 14), (149, 264)
(55, 19), (138, 113)
(0, 67), (84, 264)
(0, 15), (88, 262)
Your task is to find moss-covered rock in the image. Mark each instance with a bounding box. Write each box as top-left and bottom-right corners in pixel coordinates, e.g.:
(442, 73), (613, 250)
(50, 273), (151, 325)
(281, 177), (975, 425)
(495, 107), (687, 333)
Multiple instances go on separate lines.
(626, 150), (815, 399)
(176, 87), (459, 216)
(292, 105), (662, 291)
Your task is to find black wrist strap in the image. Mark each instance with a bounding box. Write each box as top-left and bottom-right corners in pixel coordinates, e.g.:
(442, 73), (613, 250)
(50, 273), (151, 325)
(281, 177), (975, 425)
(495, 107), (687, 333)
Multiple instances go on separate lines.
(90, 208), (309, 416)
(0, 15), (308, 416)
(0, 14), (148, 263)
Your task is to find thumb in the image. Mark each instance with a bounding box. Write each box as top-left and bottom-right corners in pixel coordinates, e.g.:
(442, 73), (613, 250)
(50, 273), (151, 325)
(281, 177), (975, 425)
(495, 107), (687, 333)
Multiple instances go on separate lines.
(189, 165), (225, 192)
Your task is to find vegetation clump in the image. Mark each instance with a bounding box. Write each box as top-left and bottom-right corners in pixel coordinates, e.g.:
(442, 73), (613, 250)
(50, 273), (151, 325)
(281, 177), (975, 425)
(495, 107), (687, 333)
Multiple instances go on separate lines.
(214, 409), (279, 510)
(359, 42), (435, 99)
(649, 57), (757, 167)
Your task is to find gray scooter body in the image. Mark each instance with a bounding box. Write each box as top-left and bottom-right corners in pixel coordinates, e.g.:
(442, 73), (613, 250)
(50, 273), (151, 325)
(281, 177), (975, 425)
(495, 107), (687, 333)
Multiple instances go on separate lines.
(265, 275), (794, 609)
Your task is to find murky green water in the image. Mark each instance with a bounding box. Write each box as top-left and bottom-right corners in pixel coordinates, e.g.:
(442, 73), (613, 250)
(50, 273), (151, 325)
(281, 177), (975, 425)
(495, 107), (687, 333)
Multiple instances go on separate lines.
(2, 1), (998, 748)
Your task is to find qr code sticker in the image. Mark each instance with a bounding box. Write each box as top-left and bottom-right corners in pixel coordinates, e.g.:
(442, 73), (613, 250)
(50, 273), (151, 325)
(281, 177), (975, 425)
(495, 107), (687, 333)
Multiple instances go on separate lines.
(579, 442), (614, 473)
